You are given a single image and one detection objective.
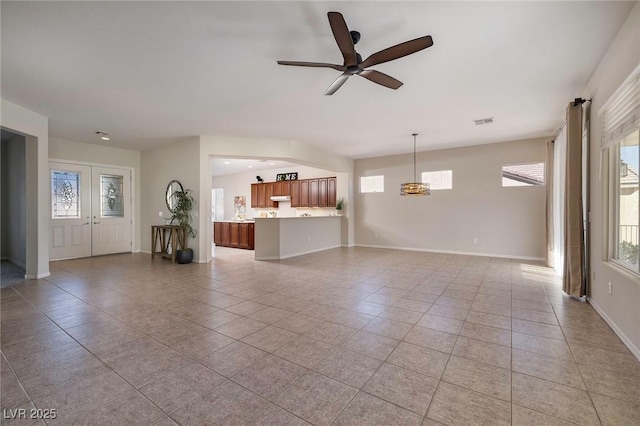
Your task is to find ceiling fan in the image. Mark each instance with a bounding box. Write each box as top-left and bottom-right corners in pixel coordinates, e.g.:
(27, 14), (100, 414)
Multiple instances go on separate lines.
(277, 11), (433, 95)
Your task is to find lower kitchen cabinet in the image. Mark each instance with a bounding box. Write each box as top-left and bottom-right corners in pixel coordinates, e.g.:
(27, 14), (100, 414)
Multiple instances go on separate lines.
(213, 222), (254, 250)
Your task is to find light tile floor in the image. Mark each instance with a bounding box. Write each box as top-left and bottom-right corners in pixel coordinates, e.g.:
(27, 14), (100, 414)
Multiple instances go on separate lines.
(1, 247), (639, 425)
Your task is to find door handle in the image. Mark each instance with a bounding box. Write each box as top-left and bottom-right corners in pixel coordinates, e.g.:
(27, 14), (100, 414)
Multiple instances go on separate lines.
(83, 222), (90, 225)
(93, 221), (101, 224)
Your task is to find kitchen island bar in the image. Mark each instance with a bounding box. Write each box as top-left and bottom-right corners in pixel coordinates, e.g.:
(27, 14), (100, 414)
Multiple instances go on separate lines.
(254, 216), (341, 260)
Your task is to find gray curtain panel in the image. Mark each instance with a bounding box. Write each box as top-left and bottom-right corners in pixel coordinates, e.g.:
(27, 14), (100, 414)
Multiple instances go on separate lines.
(563, 103), (586, 297)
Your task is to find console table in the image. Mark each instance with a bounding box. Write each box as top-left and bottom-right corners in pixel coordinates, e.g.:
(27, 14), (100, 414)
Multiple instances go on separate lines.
(151, 225), (186, 262)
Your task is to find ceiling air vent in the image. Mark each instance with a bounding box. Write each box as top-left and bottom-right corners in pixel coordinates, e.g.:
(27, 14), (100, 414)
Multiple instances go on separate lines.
(474, 117), (494, 125)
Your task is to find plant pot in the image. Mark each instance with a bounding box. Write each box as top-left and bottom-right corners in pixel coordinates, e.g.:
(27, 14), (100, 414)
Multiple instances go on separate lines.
(176, 249), (193, 264)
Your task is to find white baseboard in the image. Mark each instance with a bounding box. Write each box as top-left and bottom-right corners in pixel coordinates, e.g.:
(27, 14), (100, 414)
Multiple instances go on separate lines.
(140, 250), (152, 255)
(354, 244), (545, 262)
(587, 297), (640, 362)
(24, 272), (51, 280)
(255, 244), (342, 261)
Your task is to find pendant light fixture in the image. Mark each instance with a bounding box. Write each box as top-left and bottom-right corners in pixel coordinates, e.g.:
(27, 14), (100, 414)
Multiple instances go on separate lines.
(401, 133), (430, 196)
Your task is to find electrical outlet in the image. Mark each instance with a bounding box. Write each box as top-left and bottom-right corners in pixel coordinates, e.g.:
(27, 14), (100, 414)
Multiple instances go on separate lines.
(608, 282), (612, 295)
(158, 211), (163, 217)
(473, 238), (478, 244)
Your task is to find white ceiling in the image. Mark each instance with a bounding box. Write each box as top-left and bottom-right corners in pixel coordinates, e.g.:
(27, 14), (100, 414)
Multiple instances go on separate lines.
(210, 157), (298, 177)
(1, 1), (634, 159)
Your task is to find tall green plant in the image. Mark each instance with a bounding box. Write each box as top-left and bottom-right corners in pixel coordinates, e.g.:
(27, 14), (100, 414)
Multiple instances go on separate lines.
(170, 189), (197, 240)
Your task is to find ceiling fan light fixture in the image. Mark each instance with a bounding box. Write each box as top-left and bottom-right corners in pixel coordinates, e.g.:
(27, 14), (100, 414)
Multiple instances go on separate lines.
(401, 133), (430, 197)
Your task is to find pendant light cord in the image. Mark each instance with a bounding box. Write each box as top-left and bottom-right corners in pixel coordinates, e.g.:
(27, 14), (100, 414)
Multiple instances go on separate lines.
(412, 133), (418, 182)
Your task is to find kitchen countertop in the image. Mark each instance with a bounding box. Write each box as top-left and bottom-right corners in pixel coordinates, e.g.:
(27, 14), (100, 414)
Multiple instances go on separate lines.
(254, 216), (341, 219)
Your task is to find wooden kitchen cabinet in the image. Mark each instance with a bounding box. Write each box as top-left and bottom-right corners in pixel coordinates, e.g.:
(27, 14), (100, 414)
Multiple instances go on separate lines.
(253, 183), (278, 208)
(221, 222), (230, 245)
(251, 184), (259, 208)
(238, 223), (254, 249)
(213, 222), (254, 250)
(299, 179), (309, 207)
(290, 180), (300, 206)
(318, 178), (328, 207)
(308, 178), (319, 207)
(213, 222), (222, 245)
(328, 177), (337, 207)
(273, 181), (291, 196)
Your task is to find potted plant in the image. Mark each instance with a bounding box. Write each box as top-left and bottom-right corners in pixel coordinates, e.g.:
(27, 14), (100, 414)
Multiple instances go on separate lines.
(336, 197), (345, 214)
(170, 188), (197, 264)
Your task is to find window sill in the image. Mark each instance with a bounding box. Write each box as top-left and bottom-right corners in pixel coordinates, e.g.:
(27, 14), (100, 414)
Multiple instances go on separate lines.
(605, 259), (640, 282)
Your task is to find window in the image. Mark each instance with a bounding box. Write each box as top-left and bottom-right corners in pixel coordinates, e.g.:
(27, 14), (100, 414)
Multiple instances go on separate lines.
(501, 163), (545, 187)
(51, 170), (81, 219)
(611, 130), (639, 272)
(100, 174), (124, 218)
(422, 170), (452, 190)
(604, 68), (640, 274)
(360, 175), (384, 193)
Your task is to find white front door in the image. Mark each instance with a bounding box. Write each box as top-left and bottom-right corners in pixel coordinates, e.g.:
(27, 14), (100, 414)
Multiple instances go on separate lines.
(49, 163), (92, 260)
(91, 167), (132, 256)
(49, 163), (132, 260)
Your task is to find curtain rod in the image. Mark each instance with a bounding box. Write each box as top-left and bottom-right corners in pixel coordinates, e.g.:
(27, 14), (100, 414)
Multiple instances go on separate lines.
(551, 98), (592, 142)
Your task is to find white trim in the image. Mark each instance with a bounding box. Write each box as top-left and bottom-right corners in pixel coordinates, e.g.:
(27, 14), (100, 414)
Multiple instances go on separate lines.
(25, 272), (51, 279)
(254, 244), (342, 261)
(48, 160), (136, 257)
(598, 61), (640, 116)
(355, 244), (545, 261)
(587, 297), (640, 362)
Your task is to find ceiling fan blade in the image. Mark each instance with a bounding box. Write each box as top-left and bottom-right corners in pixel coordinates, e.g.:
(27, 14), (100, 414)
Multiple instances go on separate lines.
(324, 73), (351, 96)
(357, 70), (403, 90)
(360, 35), (433, 68)
(327, 12), (357, 67)
(277, 61), (346, 71)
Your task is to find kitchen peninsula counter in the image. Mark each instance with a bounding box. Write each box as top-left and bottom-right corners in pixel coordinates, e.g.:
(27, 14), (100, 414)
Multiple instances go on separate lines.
(254, 216), (341, 260)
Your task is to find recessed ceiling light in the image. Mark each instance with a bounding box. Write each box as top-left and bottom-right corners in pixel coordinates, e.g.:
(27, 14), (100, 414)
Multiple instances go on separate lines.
(270, 162), (275, 165)
(248, 165), (253, 168)
(224, 161), (230, 164)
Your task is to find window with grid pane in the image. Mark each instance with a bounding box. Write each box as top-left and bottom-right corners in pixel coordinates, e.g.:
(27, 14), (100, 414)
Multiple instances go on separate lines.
(604, 68), (640, 274)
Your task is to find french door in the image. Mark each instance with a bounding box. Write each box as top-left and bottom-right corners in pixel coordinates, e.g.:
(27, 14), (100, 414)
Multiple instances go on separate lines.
(49, 162), (132, 260)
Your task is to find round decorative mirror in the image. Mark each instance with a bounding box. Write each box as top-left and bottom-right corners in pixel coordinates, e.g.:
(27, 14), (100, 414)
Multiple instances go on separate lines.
(165, 180), (183, 213)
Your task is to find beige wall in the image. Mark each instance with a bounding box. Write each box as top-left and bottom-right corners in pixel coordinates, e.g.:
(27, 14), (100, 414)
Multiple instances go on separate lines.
(354, 137), (548, 260)
(140, 137), (201, 259)
(1, 99), (49, 278)
(582, 1), (640, 358)
(49, 138), (142, 251)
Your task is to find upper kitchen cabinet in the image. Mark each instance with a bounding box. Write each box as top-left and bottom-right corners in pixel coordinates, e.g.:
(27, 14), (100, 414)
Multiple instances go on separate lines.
(299, 179), (310, 207)
(327, 177), (337, 207)
(318, 178), (328, 207)
(290, 180), (300, 206)
(273, 180), (291, 197)
(251, 184), (259, 208)
(251, 183), (278, 208)
(309, 178), (319, 207)
(290, 177), (336, 208)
